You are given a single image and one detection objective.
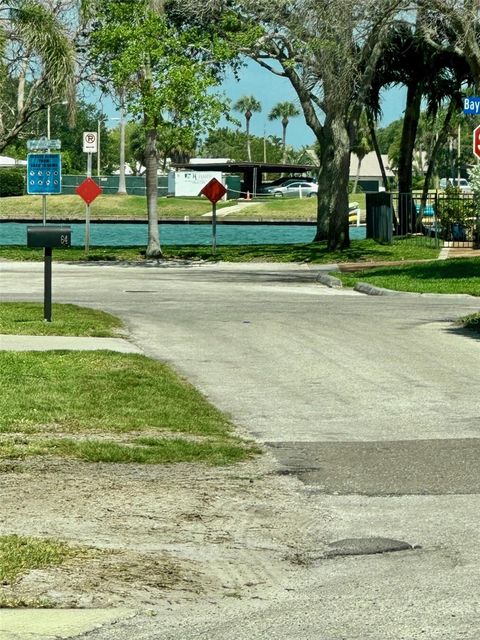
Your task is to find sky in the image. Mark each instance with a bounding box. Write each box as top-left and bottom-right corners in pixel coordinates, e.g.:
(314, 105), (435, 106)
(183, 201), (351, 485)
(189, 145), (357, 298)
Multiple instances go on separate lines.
(102, 59), (407, 149)
(217, 60), (406, 148)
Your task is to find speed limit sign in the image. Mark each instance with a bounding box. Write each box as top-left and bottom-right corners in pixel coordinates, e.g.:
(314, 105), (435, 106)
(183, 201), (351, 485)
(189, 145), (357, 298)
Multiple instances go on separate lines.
(83, 131), (98, 153)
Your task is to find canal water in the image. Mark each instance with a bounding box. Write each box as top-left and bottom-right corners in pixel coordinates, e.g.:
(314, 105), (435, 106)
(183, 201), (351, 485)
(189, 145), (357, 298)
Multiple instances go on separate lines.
(0, 222), (366, 246)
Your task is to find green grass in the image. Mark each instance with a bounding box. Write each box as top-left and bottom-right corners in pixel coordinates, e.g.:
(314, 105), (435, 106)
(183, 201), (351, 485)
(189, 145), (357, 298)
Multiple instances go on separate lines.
(0, 303), (125, 336)
(0, 238), (441, 264)
(1, 192), (365, 221)
(1, 437), (255, 465)
(336, 257), (480, 296)
(232, 193), (365, 220)
(0, 351), (257, 464)
(0, 535), (79, 585)
(0, 194), (233, 220)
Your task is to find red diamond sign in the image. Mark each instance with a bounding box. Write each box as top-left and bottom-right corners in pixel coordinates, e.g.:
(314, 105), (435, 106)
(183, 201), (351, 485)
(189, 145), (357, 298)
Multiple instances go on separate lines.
(75, 177), (103, 205)
(199, 178), (227, 204)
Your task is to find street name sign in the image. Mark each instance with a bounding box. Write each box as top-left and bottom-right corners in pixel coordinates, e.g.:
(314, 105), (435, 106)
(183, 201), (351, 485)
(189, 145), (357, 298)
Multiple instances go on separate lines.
(27, 137), (61, 151)
(27, 153), (62, 194)
(463, 97), (480, 115)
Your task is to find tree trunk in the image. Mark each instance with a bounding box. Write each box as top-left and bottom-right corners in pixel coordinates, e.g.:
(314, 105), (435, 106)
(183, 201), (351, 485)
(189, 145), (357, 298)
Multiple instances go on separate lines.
(282, 119), (288, 163)
(314, 114), (351, 249)
(419, 98), (456, 224)
(246, 114), (251, 162)
(353, 156), (362, 194)
(145, 127), (162, 258)
(397, 83), (422, 234)
(367, 111), (389, 190)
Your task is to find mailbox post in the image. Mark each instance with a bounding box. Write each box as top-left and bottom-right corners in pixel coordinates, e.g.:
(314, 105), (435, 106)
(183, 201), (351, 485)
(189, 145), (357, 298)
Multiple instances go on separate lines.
(27, 226), (71, 322)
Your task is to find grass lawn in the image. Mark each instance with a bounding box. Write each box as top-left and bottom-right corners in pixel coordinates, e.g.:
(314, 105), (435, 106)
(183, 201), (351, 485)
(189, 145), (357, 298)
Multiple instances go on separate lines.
(0, 194), (233, 220)
(0, 351), (258, 465)
(231, 193), (366, 220)
(335, 257), (480, 296)
(0, 303), (125, 336)
(0, 238), (441, 264)
(1, 192), (365, 221)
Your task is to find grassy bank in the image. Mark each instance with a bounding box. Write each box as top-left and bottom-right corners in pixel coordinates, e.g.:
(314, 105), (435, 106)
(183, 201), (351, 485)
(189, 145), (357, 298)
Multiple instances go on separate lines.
(0, 194), (233, 220)
(0, 238), (441, 264)
(0, 303), (125, 336)
(336, 257), (480, 296)
(0, 192), (365, 221)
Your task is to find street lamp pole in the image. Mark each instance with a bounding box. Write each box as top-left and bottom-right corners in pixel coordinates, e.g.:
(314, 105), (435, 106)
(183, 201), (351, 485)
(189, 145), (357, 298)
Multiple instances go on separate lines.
(118, 88), (127, 195)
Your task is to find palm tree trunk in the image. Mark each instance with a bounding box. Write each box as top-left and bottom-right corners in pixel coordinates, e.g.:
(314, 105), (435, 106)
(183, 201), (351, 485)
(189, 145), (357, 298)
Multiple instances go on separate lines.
(419, 98), (456, 223)
(145, 127), (161, 258)
(246, 115), (252, 162)
(397, 83), (422, 234)
(367, 111), (389, 190)
(315, 114), (351, 249)
(282, 120), (288, 163)
(353, 156), (362, 194)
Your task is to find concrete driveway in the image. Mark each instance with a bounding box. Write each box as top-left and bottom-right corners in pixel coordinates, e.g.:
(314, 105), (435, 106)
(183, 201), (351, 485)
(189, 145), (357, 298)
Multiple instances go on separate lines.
(1, 259), (480, 639)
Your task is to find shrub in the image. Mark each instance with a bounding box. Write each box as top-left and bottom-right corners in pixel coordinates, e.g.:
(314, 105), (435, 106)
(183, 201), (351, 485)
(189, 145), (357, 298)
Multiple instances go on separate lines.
(0, 169), (25, 197)
(436, 185), (475, 240)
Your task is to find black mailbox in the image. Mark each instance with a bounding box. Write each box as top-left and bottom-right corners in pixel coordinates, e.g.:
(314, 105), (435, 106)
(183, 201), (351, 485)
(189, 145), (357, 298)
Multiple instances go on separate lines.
(27, 226), (71, 248)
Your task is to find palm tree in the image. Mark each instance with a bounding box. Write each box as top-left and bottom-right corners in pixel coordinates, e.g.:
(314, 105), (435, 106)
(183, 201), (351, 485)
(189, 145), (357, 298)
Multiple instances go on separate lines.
(0, 0), (76, 153)
(351, 111), (372, 193)
(368, 15), (471, 234)
(268, 101), (300, 163)
(233, 95), (261, 161)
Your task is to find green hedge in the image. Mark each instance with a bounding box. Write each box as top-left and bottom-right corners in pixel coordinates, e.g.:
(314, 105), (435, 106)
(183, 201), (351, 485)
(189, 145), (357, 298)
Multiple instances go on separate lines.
(0, 169), (25, 197)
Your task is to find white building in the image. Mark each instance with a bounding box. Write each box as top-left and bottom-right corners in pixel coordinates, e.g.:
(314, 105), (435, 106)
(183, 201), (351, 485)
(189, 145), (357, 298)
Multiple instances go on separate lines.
(0, 155), (27, 167)
(349, 151), (394, 192)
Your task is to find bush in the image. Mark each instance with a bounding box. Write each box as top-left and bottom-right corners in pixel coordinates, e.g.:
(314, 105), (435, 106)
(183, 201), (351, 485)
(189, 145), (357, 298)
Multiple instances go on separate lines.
(436, 185), (475, 240)
(0, 169), (25, 197)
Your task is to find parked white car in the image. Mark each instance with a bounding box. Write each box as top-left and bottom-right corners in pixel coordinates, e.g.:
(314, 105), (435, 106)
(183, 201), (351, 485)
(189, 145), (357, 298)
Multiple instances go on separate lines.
(439, 178), (471, 193)
(265, 181), (318, 198)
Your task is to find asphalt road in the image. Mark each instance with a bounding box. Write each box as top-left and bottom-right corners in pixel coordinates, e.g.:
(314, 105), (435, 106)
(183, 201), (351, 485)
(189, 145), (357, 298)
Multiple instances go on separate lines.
(1, 259), (480, 639)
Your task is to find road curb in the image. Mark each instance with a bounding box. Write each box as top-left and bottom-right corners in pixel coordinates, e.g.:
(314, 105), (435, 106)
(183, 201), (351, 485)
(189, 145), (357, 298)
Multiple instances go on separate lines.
(317, 274), (343, 288)
(353, 282), (404, 296)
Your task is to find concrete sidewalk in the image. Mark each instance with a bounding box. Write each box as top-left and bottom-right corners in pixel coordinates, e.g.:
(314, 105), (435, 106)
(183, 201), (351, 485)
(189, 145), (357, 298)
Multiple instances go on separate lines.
(0, 334), (143, 353)
(0, 609), (136, 640)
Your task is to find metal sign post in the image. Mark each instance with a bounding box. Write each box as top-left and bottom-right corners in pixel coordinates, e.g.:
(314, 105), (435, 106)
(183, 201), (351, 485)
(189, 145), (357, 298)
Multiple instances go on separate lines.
(199, 178), (228, 255)
(27, 226), (71, 322)
(83, 132), (98, 253)
(85, 152), (92, 252)
(212, 202), (217, 253)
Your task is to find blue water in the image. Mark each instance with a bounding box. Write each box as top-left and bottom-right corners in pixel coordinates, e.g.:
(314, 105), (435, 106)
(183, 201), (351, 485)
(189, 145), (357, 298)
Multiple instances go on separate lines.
(0, 222), (366, 246)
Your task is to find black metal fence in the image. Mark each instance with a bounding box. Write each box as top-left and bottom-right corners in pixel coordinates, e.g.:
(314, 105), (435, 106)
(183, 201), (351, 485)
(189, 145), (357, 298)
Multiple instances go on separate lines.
(367, 192), (480, 248)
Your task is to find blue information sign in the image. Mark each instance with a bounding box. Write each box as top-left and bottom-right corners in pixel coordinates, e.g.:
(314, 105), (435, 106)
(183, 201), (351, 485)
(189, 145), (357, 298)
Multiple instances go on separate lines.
(463, 97), (480, 115)
(27, 153), (62, 194)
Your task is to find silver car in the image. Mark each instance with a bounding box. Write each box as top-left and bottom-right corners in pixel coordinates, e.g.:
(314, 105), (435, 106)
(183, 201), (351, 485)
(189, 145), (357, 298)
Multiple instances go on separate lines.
(266, 181), (318, 198)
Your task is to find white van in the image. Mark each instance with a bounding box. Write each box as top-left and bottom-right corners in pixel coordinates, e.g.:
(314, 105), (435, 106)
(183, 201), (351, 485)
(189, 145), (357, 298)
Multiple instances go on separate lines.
(439, 178), (471, 193)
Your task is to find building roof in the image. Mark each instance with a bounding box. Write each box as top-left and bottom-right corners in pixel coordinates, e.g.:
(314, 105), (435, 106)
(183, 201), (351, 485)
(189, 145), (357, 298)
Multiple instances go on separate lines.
(350, 152), (394, 178)
(172, 161), (316, 173)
